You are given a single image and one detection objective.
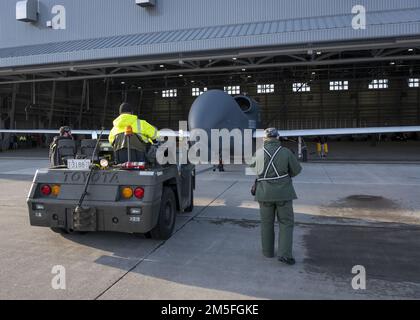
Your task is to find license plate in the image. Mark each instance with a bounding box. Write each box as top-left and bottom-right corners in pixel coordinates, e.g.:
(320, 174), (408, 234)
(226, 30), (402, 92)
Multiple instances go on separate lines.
(67, 159), (91, 170)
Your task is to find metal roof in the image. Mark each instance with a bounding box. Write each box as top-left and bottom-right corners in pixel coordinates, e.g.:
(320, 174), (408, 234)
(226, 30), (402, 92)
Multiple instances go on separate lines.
(1, 7), (420, 67)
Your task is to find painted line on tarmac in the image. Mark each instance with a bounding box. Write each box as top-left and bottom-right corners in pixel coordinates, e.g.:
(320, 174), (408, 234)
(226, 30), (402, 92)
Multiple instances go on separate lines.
(0, 168), (39, 175)
(93, 180), (238, 300)
(0, 157), (48, 160)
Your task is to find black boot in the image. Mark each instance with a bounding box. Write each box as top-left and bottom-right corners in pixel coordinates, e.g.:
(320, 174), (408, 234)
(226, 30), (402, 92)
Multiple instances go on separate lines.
(278, 257), (296, 265)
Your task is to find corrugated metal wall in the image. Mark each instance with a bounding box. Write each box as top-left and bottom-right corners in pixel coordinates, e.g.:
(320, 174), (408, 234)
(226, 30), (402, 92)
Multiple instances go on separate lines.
(2, 0), (419, 48)
(1, 0), (420, 67)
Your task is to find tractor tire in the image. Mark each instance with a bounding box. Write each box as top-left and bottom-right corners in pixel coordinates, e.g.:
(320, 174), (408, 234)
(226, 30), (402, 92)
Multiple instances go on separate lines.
(150, 187), (177, 240)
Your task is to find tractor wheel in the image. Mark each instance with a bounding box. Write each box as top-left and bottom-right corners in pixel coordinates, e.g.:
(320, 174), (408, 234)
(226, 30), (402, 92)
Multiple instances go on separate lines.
(150, 187), (177, 240)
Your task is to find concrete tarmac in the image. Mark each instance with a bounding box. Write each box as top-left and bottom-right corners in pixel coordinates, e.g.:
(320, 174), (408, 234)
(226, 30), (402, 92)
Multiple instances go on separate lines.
(0, 155), (419, 299)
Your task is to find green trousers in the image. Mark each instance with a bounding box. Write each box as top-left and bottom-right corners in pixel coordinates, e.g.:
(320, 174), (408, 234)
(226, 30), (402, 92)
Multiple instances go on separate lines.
(258, 200), (294, 259)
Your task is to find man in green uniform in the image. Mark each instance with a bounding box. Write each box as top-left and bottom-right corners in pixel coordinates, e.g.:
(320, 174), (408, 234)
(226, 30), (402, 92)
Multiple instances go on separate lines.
(251, 128), (302, 265)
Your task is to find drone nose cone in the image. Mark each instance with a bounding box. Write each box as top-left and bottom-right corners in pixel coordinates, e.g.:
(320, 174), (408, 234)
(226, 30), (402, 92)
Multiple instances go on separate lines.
(188, 90), (247, 131)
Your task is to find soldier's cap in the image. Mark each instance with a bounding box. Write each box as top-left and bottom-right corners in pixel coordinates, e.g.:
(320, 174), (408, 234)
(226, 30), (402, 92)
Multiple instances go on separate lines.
(264, 128), (279, 138)
(59, 126), (72, 135)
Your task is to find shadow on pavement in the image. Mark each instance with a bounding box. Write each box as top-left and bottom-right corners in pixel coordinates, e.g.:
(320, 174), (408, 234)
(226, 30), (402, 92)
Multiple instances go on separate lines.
(59, 207), (420, 299)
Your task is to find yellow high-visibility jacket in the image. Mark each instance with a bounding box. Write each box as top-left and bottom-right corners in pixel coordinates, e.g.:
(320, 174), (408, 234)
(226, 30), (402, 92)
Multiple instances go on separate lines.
(108, 114), (158, 146)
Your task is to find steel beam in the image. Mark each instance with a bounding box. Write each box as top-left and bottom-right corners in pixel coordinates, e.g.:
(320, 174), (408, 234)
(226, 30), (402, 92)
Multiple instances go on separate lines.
(78, 80), (87, 128)
(47, 81), (56, 128)
(1, 54), (420, 85)
(1, 37), (420, 77)
(101, 78), (110, 128)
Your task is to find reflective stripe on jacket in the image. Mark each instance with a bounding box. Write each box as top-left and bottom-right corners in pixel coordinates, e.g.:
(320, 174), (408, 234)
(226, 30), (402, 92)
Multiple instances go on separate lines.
(251, 139), (302, 202)
(108, 114), (158, 145)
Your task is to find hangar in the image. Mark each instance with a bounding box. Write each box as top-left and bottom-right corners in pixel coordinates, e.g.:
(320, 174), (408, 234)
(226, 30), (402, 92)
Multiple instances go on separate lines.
(0, 0), (419, 147)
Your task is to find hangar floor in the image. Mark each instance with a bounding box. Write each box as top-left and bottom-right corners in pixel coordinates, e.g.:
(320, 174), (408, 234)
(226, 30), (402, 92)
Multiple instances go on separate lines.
(0, 153), (419, 299)
(1, 139), (420, 163)
(281, 140), (420, 162)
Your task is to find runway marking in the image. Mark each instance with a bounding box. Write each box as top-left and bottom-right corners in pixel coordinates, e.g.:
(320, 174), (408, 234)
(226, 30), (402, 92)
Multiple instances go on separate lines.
(321, 165), (334, 184)
(0, 168), (39, 175)
(0, 157), (48, 160)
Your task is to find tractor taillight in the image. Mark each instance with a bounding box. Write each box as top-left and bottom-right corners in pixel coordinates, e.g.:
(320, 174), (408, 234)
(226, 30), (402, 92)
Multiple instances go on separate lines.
(40, 185), (51, 196)
(134, 187), (145, 199)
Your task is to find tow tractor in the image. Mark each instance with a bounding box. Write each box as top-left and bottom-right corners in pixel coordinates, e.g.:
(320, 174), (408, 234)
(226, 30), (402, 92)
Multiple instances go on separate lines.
(27, 129), (195, 240)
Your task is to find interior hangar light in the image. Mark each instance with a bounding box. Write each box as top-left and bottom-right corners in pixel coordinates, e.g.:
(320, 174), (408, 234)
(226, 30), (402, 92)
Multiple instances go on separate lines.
(16, 0), (38, 22)
(136, 0), (156, 7)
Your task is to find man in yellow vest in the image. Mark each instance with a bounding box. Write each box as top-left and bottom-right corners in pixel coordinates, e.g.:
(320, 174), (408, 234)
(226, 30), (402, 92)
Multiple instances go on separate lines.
(109, 103), (159, 163)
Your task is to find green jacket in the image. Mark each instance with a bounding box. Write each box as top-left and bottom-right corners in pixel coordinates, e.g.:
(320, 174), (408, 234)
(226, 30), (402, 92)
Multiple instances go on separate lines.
(251, 139), (302, 202)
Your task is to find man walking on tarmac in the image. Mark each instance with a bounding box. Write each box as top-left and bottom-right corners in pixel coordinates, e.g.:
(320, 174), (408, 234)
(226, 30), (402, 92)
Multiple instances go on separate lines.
(251, 128), (302, 265)
(109, 102), (159, 163)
